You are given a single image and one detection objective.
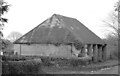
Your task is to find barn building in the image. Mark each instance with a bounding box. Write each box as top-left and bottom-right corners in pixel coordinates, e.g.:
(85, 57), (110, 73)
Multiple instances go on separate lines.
(14, 14), (107, 62)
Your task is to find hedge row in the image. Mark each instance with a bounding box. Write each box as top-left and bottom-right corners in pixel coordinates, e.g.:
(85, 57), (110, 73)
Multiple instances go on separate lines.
(2, 55), (89, 67)
(2, 55), (40, 61)
(2, 55), (27, 61)
(40, 56), (89, 67)
(2, 61), (45, 74)
(2, 59), (89, 74)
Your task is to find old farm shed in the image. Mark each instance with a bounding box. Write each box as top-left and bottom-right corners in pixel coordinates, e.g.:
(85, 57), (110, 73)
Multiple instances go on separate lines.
(14, 14), (107, 62)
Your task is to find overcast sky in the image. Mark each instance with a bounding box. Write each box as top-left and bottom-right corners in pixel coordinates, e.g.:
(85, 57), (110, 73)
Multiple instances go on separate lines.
(2, 0), (117, 38)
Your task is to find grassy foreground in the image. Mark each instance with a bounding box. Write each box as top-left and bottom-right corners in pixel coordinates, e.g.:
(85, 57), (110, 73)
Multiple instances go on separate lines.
(1, 55), (119, 74)
(42, 59), (118, 74)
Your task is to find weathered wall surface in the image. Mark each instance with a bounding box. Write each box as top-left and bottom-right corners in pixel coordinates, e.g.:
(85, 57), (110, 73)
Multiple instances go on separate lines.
(14, 44), (73, 57)
(106, 44), (118, 59)
(14, 44), (109, 59)
(14, 44), (20, 54)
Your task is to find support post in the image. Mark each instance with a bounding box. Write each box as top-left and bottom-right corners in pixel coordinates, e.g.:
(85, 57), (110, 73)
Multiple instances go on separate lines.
(93, 44), (98, 63)
(84, 44), (87, 57)
(87, 44), (93, 64)
(87, 44), (93, 57)
(98, 45), (103, 62)
(102, 44), (107, 61)
(81, 45), (86, 57)
(20, 44), (21, 56)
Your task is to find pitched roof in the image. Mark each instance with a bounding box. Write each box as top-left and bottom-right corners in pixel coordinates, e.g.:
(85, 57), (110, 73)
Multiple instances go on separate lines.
(14, 14), (105, 44)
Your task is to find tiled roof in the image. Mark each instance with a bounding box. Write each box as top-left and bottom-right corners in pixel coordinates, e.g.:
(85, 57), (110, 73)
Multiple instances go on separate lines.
(14, 14), (105, 44)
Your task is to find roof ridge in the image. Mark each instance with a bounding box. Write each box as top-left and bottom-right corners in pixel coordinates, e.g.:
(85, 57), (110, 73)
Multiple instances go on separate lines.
(52, 13), (76, 20)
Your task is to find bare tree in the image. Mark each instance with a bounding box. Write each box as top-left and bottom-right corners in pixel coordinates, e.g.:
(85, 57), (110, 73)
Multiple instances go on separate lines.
(103, 12), (118, 38)
(103, 0), (119, 39)
(103, 1), (120, 59)
(7, 31), (22, 42)
(115, 0), (120, 38)
(115, 0), (120, 23)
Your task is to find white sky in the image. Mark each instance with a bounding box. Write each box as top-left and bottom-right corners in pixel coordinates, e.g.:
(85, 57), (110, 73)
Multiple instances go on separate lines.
(2, 0), (117, 38)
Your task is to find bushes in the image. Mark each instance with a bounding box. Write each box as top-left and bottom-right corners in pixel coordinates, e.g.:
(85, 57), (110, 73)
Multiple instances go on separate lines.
(69, 58), (89, 67)
(2, 55), (89, 74)
(2, 55), (26, 61)
(2, 55), (89, 66)
(2, 55), (45, 74)
(2, 61), (45, 74)
(40, 56), (89, 67)
(40, 56), (54, 66)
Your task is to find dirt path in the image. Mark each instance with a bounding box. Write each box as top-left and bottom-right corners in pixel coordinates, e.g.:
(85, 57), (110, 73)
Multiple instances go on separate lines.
(94, 66), (118, 74)
(46, 65), (118, 74)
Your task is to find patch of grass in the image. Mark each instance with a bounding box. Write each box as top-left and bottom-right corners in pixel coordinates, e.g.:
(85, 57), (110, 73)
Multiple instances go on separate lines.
(42, 59), (118, 73)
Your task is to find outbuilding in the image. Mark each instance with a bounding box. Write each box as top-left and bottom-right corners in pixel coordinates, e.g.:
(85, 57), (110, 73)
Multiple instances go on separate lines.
(14, 14), (107, 62)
